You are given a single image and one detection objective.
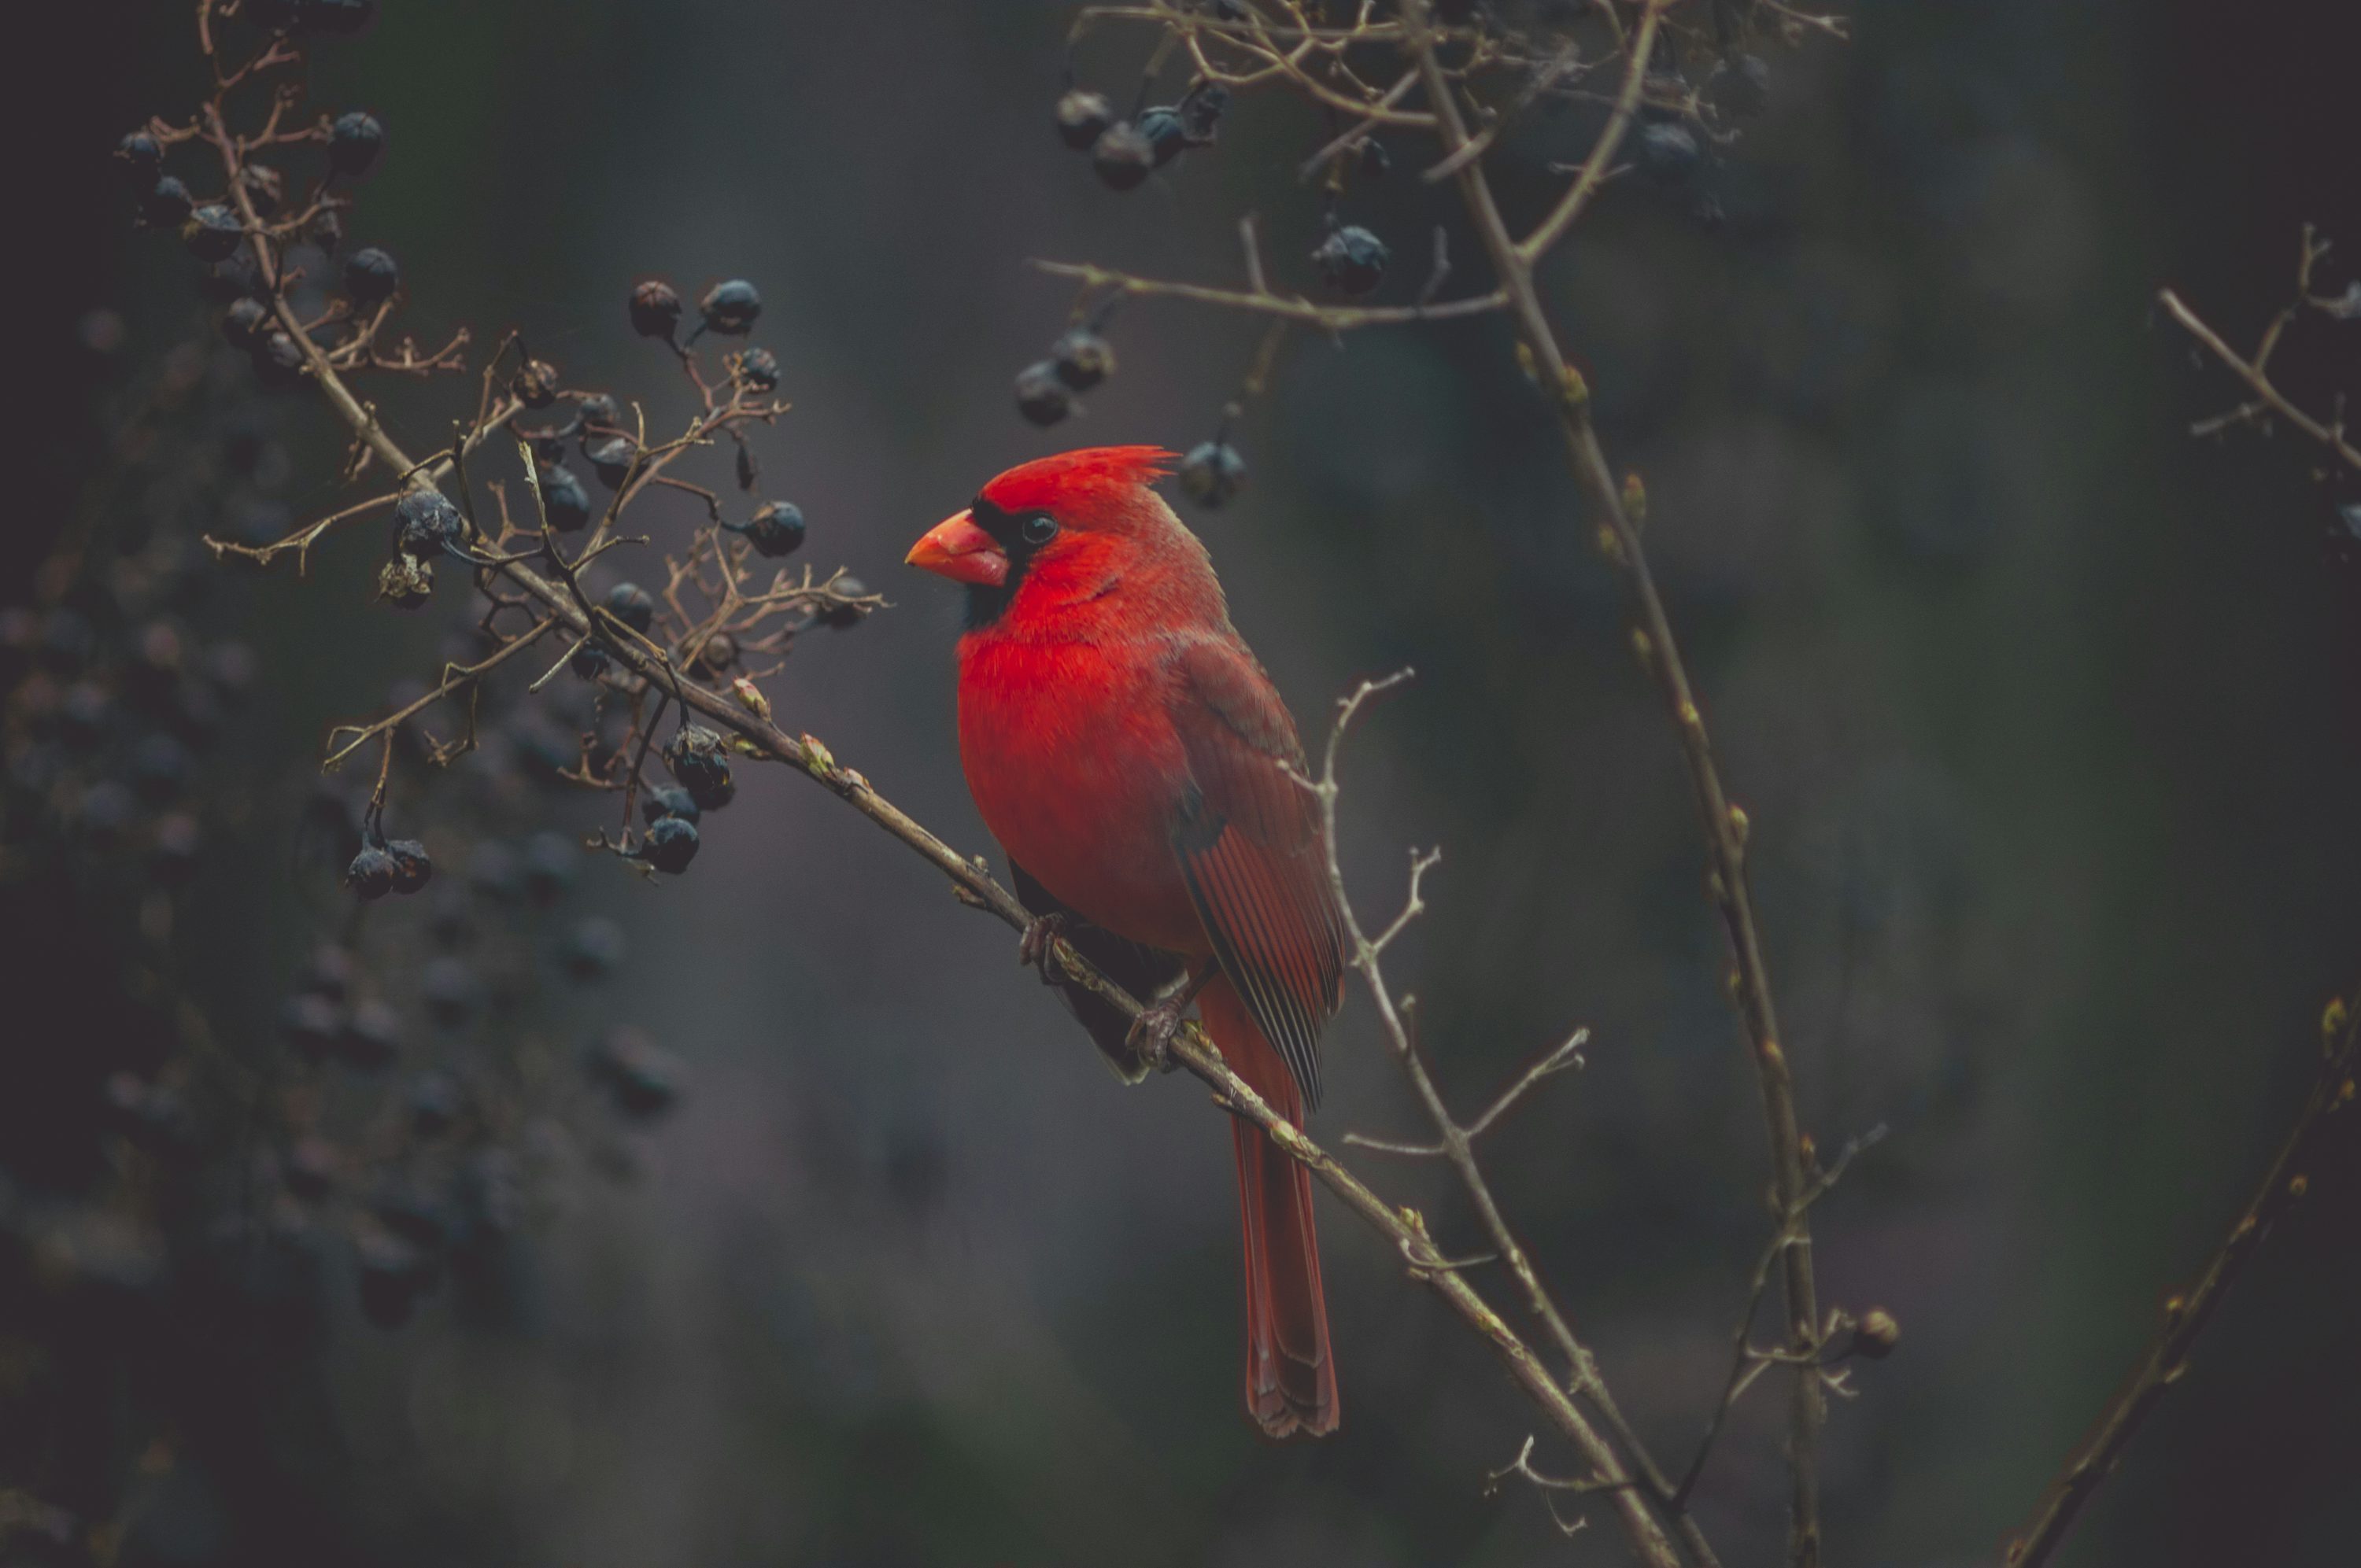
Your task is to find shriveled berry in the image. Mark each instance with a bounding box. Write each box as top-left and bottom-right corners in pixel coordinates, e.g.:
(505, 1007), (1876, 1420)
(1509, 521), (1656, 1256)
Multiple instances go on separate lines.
(1051, 329), (1115, 390)
(568, 642), (609, 681)
(116, 131), (163, 186)
(1091, 121), (1155, 190)
(1055, 89), (1114, 150)
(693, 632), (737, 674)
(393, 489), (463, 556)
(664, 726), (736, 810)
(577, 391), (621, 427)
(1851, 1307), (1901, 1360)
(738, 346), (780, 391)
(222, 297), (270, 348)
(1311, 224), (1389, 296)
(1177, 82), (1230, 143)
(699, 279), (762, 335)
(1138, 106), (1191, 168)
(731, 500), (806, 557)
(586, 437), (637, 487)
(346, 843), (397, 899)
(538, 463), (592, 532)
(140, 175), (194, 228)
(641, 784), (700, 826)
(604, 582), (656, 633)
(1014, 360), (1073, 426)
(510, 358), (560, 408)
(375, 552), (433, 608)
(639, 815), (700, 874)
(629, 278), (682, 338)
(1180, 441), (1247, 508)
(183, 205), (244, 263)
(1636, 120), (1701, 186)
(344, 245), (399, 305)
(385, 837), (433, 895)
(820, 577), (867, 630)
(333, 115), (387, 180)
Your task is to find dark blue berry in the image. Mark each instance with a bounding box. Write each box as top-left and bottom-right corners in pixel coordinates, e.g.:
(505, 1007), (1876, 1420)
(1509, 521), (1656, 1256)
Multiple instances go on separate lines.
(739, 346), (781, 391)
(699, 279), (762, 335)
(1014, 361), (1072, 425)
(183, 205), (244, 263)
(139, 175), (193, 228)
(116, 131), (163, 186)
(392, 489), (463, 556)
(1056, 89), (1114, 150)
(385, 837), (432, 895)
(538, 463), (592, 532)
(731, 500), (806, 557)
(1180, 441), (1247, 508)
(346, 843), (397, 899)
(1051, 329), (1115, 390)
(629, 279), (681, 338)
(604, 582), (656, 633)
(344, 245), (399, 305)
(1092, 122), (1155, 190)
(664, 726), (735, 810)
(641, 784), (700, 826)
(639, 815), (699, 874)
(1312, 224), (1389, 296)
(1636, 121), (1701, 186)
(586, 437), (637, 488)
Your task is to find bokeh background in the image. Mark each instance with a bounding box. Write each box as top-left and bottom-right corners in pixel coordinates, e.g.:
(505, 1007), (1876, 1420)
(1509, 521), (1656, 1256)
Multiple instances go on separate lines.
(11, 2), (2360, 1565)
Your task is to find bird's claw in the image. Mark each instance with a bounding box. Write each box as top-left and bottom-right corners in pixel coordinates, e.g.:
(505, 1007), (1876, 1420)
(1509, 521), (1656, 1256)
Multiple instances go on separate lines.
(1125, 998), (1188, 1074)
(1018, 911), (1068, 983)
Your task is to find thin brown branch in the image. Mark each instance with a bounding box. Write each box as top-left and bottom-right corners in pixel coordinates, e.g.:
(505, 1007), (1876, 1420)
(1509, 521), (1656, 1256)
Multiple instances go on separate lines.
(2157, 278), (2359, 472)
(1403, 5), (1827, 1562)
(1516, 0), (1667, 264)
(2005, 987), (2361, 1567)
(1031, 259), (1507, 327)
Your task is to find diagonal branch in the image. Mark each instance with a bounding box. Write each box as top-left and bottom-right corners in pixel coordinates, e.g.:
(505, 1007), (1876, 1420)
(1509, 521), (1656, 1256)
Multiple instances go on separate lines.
(2005, 987), (2361, 1567)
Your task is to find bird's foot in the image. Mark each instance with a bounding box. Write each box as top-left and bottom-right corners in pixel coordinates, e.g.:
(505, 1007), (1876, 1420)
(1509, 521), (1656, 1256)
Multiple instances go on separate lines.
(1017, 911), (1069, 983)
(1125, 996), (1190, 1075)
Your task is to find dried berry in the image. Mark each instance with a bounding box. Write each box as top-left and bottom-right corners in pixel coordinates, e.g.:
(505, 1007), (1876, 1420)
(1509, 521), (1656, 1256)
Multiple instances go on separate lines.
(385, 837), (433, 895)
(537, 463), (592, 533)
(586, 437), (637, 488)
(639, 815), (700, 874)
(604, 582), (656, 633)
(375, 552), (433, 609)
(1180, 441), (1247, 508)
(1091, 122), (1156, 190)
(1138, 105), (1191, 168)
(577, 391), (621, 428)
(139, 175), (194, 228)
(693, 632), (737, 674)
(182, 204), (244, 264)
(1177, 82), (1230, 143)
(699, 279), (762, 335)
(221, 297), (269, 348)
(1851, 1308), (1901, 1360)
(820, 578), (867, 630)
(1014, 360), (1073, 426)
(116, 131), (163, 186)
(344, 245), (399, 305)
(664, 726), (736, 810)
(1055, 88), (1114, 150)
(1636, 120), (1701, 186)
(392, 489), (463, 557)
(738, 346), (781, 391)
(1051, 328), (1116, 390)
(346, 843), (397, 899)
(730, 500), (806, 558)
(1311, 224), (1389, 296)
(568, 642), (609, 681)
(510, 359), (560, 408)
(629, 278), (682, 338)
(641, 784), (700, 826)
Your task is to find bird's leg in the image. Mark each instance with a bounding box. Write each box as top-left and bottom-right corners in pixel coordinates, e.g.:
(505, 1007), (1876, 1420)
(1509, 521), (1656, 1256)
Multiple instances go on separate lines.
(1017, 910), (1069, 985)
(1126, 968), (1216, 1073)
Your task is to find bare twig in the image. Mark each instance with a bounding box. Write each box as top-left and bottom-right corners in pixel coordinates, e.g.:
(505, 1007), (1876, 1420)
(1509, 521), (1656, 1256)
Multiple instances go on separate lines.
(2005, 988), (2361, 1567)
(2157, 228), (2359, 472)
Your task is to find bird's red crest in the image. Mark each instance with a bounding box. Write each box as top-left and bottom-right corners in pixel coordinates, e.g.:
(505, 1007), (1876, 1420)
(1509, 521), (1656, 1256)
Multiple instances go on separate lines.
(977, 446), (1177, 520)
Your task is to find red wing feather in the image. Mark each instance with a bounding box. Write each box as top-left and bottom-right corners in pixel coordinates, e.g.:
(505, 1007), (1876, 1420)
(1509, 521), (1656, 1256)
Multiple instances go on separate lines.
(1166, 638), (1346, 1109)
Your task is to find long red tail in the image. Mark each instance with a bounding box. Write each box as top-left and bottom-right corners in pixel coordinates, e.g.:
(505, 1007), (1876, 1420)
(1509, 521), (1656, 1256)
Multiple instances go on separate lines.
(1201, 973), (1338, 1438)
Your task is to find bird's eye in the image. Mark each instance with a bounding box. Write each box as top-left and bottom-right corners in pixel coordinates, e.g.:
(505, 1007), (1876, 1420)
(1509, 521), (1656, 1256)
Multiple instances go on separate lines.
(1020, 514), (1059, 546)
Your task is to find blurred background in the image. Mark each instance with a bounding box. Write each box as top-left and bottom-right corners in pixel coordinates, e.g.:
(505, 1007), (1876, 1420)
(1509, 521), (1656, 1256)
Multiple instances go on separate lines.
(9, 2), (2359, 1565)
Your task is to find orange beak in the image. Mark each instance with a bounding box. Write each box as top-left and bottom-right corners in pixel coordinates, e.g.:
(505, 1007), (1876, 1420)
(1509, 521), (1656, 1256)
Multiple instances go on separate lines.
(904, 509), (1008, 587)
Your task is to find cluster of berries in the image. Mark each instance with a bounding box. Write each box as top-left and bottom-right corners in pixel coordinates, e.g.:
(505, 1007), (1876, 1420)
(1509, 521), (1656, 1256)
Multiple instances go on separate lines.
(1055, 79), (1231, 191)
(1014, 323), (1118, 428)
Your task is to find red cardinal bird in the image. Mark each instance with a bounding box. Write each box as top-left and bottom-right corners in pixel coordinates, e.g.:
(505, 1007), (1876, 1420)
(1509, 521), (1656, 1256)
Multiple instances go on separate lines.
(906, 445), (1344, 1438)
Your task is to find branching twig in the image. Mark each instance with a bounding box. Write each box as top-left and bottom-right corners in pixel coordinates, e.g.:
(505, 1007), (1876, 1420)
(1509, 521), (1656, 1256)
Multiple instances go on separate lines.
(2004, 988), (2361, 1567)
(2157, 226), (2359, 472)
